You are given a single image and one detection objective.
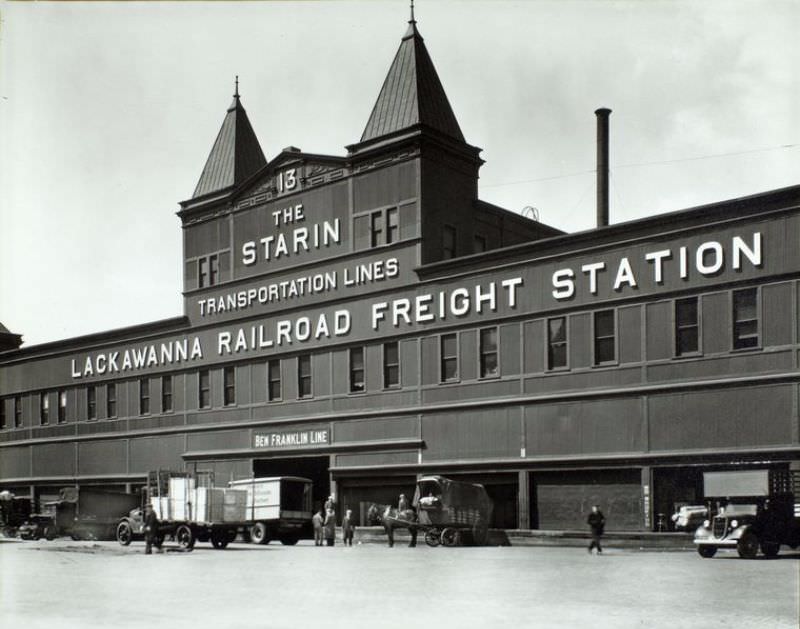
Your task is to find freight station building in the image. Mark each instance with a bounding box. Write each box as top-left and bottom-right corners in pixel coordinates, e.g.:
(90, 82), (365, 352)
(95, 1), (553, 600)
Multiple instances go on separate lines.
(2, 15), (799, 532)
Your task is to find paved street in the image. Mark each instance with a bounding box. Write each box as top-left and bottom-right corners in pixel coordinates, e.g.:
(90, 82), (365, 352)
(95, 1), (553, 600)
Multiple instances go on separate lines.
(1, 538), (797, 629)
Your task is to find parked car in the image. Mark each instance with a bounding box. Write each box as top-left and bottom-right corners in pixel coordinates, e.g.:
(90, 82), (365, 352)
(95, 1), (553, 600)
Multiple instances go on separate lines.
(671, 505), (708, 531)
(18, 514), (57, 540)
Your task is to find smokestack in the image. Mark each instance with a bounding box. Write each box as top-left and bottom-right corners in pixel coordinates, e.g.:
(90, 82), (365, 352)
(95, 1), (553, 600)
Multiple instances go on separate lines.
(595, 108), (611, 228)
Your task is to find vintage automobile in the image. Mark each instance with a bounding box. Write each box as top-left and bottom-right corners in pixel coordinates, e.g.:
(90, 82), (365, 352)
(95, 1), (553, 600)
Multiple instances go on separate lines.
(670, 505), (708, 531)
(18, 514), (58, 541)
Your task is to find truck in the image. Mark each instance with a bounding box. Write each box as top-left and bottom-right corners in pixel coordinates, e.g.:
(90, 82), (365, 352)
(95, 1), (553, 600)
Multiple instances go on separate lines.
(54, 487), (140, 540)
(116, 471), (246, 550)
(694, 469), (800, 559)
(0, 490), (33, 537)
(229, 476), (313, 545)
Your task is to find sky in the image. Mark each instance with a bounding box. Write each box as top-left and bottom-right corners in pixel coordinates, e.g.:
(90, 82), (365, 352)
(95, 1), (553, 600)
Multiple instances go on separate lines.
(0, 0), (798, 347)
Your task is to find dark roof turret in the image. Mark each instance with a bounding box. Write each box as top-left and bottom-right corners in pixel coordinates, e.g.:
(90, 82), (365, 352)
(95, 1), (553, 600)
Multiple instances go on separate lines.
(192, 77), (267, 199)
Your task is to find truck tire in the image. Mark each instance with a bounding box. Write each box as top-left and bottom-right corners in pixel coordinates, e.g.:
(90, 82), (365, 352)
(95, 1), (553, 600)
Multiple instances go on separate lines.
(250, 522), (269, 545)
(176, 524), (195, 550)
(760, 541), (780, 558)
(117, 521), (133, 546)
(279, 537), (298, 546)
(44, 525), (57, 541)
(737, 531), (759, 559)
(211, 531), (229, 549)
(697, 546), (717, 558)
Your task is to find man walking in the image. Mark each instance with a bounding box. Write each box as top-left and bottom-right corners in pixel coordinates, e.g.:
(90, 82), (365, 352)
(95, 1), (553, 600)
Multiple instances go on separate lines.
(587, 504), (605, 554)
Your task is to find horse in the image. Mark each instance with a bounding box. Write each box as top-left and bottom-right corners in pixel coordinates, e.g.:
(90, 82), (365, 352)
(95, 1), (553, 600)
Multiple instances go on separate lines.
(367, 503), (418, 547)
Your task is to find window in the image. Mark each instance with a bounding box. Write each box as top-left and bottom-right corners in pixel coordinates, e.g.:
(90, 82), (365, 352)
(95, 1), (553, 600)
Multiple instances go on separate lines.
(387, 208), (399, 244)
(139, 379), (150, 415)
(224, 367), (236, 406)
(199, 370), (210, 409)
(383, 342), (400, 388)
(14, 396), (22, 427)
(198, 257), (208, 288)
(593, 310), (616, 365)
(106, 384), (117, 418)
(0, 400), (6, 429)
(298, 355), (312, 398)
(87, 386), (97, 420)
(440, 333), (458, 382)
(162, 375), (173, 412)
(349, 347), (365, 393)
(474, 235), (487, 253)
(443, 225), (456, 259)
(370, 212), (384, 248)
(209, 254), (219, 286)
(479, 327), (499, 378)
(58, 390), (67, 423)
(198, 254), (220, 288)
(733, 288), (759, 349)
(268, 360), (281, 402)
(675, 297), (699, 356)
(368, 207), (400, 248)
(40, 393), (49, 425)
(547, 317), (568, 370)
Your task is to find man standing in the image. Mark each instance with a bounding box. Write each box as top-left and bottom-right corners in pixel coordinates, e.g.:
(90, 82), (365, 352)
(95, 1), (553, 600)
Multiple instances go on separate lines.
(398, 493), (409, 513)
(143, 502), (159, 555)
(323, 508), (336, 546)
(587, 505), (605, 554)
(312, 508), (324, 546)
(341, 509), (355, 546)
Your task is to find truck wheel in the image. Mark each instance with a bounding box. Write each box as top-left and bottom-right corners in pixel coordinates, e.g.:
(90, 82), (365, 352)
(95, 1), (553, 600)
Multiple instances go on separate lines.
(250, 522), (269, 545)
(225, 529), (238, 544)
(211, 531), (229, 549)
(44, 526), (57, 541)
(176, 525), (195, 550)
(737, 531), (759, 559)
(279, 537), (298, 546)
(697, 546), (717, 558)
(760, 541), (780, 558)
(117, 522), (133, 546)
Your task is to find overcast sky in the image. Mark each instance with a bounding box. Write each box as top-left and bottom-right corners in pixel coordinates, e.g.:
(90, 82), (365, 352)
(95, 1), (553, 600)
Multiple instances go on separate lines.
(1, 0), (798, 347)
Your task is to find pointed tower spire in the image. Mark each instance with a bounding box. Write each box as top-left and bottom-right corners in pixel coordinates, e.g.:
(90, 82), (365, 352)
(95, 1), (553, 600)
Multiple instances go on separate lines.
(359, 10), (465, 144)
(192, 78), (267, 199)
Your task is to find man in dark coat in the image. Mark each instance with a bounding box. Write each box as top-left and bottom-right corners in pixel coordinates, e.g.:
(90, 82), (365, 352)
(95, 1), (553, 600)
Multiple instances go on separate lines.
(312, 509), (324, 546)
(143, 503), (159, 555)
(341, 509), (355, 546)
(587, 505), (605, 554)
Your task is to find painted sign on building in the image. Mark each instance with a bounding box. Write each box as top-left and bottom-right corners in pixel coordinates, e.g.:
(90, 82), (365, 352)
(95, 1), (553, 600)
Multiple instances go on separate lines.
(253, 427), (330, 449)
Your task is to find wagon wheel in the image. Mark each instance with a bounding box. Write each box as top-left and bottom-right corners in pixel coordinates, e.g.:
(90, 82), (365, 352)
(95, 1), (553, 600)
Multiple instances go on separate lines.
(176, 524), (195, 550)
(440, 528), (459, 547)
(425, 529), (441, 547)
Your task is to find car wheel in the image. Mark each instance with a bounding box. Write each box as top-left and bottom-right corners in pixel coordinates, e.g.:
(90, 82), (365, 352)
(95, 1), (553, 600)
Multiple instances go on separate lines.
(117, 522), (133, 546)
(737, 531), (759, 559)
(697, 546), (717, 558)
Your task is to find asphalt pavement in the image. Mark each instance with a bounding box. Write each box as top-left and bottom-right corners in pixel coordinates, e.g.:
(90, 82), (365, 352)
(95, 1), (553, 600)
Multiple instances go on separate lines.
(1, 538), (797, 629)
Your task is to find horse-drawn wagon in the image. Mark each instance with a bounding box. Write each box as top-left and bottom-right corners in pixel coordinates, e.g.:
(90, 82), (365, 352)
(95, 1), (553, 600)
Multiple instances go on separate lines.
(371, 475), (493, 547)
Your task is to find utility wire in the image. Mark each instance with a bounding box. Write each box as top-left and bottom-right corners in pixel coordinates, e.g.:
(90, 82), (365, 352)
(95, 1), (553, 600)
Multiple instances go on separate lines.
(481, 142), (800, 189)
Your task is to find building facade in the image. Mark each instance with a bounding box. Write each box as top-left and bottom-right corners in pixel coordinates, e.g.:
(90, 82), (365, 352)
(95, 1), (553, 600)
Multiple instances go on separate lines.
(2, 17), (799, 531)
